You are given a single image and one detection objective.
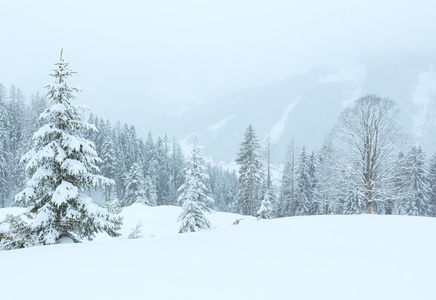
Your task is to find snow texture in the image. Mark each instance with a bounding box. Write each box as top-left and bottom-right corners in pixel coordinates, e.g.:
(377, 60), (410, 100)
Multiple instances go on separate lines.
(1, 207), (435, 300)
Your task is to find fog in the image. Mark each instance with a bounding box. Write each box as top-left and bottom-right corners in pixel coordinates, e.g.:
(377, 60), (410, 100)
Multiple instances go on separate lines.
(1, 0), (435, 136)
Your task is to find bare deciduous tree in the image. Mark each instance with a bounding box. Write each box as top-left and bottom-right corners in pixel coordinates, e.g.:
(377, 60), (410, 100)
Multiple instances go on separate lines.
(335, 94), (409, 214)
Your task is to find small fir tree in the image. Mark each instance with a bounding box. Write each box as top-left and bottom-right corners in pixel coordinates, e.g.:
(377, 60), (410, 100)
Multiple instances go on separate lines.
(123, 163), (146, 206)
(14, 52), (121, 245)
(257, 188), (274, 219)
(177, 139), (214, 233)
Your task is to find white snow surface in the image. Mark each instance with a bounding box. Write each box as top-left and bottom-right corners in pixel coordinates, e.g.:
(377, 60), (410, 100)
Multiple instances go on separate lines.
(1, 206), (436, 300)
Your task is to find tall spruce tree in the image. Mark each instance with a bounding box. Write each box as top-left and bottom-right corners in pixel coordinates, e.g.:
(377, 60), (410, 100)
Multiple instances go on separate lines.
(295, 147), (311, 216)
(8, 85), (27, 198)
(0, 84), (9, 207)
(235, 124), (262, 216)
(276, 141), (295, 217)
(15, 52), (121, 244)
(100, 127), (116, 202)
(155, 136), (171, 205)
(314, 141), (337, 215)
(177, 139), (214, 233)
(390, 152), (409, 215)
(143, 176), (158, 206)
(405, 146), (430, 216)
(169, 137), (185, 205)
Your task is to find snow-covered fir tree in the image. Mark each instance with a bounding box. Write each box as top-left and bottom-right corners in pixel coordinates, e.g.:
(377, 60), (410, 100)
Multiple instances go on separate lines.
(276, 141), (295, 217)
(307, 151), (318, 215)
(7, 85), (27, 199)
(314, 141), (338, 215)
(295, 147), (311, 216)
(0, 84), (9, 207)
(177, 138), (214, 233)
(155, 136), (171, 205)
(100, 132), (116, 201)
(389, 152), (409, 215)
(405, 146), (430, 216)
(14, 53), (121, 245)
(142, 176), (157, 206)
(235, 124), (262, 216)
(257, 188), (274, 219)
(123, 163), (146, 206)
(169, 137), (185, 205)
(207, 164), (239, 212)
(428, 153), (436, 217)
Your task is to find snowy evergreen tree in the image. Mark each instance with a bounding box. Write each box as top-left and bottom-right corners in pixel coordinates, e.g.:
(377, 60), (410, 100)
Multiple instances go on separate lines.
(14, 53), (121, 244)
(169, 137), (185, 205)
(123, 163), (146, 206)
(276, 141), (295, 217)
(257, 188), (274, 219)
(428, 153), (436, 217)
(7, 85), (27, 198)
(177, 139), (214, 233)
(404, 146), (430, 216)
(100, 127), (116, 202)
(113, 121), (127, 199)
(389, 152), (409, 215)
(307, 151), (318, 215)
(295, 147), (311, 216)
(207, 164), (239, 212)
(155, 136), (171, 205)
(235, 124), (262, 216)
(314, 141), (338, 215)
(0, 84), (9, 207)
(142, 176), (157, 206)
(128, 222), (144, 239)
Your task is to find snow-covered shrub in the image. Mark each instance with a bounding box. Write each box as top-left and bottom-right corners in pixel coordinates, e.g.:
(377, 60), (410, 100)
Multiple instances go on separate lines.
(0, 214), (38, 250)
(128, 222), (144, 239)
(105, 198), (123, 215)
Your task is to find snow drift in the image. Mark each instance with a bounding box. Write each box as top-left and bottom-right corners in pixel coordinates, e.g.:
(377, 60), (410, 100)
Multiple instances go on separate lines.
(1, 205), (435, 300)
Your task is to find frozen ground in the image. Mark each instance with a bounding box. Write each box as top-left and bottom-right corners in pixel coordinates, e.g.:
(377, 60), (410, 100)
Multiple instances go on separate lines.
(1, 205), (435, 300)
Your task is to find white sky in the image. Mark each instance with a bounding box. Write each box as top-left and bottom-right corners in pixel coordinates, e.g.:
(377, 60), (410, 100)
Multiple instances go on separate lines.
(1, 0), (435, 134)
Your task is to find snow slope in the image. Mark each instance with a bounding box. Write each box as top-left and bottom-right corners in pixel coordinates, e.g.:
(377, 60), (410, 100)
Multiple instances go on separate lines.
(1, 206), (436, 299)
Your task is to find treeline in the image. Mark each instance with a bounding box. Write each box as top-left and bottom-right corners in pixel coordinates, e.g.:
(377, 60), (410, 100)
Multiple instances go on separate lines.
(2, 83), (436, 219)
(0, 83), (238, 211)
(235, 95), (436, 219)
(85, 115), (238, 210)
(0, 84), (47, 207)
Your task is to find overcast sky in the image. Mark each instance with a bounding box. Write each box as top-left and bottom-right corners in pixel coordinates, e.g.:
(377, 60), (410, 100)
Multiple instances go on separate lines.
(1, 0), (435, 134)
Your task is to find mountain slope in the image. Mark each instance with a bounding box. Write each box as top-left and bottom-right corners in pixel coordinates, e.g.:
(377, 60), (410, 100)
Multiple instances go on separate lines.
(173, 56), (436, 163)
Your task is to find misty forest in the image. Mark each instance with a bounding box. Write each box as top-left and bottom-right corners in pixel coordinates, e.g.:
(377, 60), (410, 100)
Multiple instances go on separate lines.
(1, 52), (436, 251)
(3, 0), (436, 298)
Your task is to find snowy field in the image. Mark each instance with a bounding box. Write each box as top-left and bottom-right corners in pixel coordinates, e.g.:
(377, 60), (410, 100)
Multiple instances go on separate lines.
(1, 205), (436, 300)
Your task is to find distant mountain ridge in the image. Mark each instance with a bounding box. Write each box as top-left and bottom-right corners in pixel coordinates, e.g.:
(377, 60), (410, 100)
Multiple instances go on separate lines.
(171, 56), (436, 164)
